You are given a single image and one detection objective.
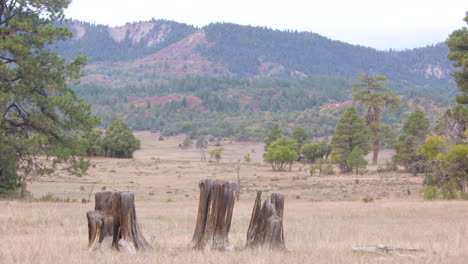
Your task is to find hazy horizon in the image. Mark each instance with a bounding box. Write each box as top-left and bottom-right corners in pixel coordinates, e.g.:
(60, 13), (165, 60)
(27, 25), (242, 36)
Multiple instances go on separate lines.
(65, 0), (467, 51)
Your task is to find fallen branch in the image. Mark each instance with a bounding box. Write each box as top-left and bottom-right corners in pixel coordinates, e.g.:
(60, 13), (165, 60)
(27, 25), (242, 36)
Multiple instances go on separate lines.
(352, 244), (423, 255)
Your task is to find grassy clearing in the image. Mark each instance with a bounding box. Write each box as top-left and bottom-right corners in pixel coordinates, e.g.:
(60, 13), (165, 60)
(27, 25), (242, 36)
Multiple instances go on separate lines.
(1, 132), (467, 263)
(1, 200), (468, 263)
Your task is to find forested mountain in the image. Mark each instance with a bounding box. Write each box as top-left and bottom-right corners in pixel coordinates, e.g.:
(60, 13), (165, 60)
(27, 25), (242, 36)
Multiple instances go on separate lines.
(56, 20), (454, 87)
(56, 20), (457, 140)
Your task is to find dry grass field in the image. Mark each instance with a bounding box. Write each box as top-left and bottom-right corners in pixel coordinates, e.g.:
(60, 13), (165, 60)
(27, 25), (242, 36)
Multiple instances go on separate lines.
(1, 131), (468, 263)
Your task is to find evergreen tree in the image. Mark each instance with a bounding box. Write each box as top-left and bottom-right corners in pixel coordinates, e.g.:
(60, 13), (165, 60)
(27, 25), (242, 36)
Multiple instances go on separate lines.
(393, 110), (430, 174)
(292, 127), (308, 149)
(0, 0), (98, 194)
(352, 74), (400, 165)
(346, 147), (368, 175)
(446, 11), (468, 104)
(402, 109), (430, 139)
(82, 130), (104, 157)
(331, 107), (371, 172)
(103, 121), (140, 158)
(264, 124), (282, 150)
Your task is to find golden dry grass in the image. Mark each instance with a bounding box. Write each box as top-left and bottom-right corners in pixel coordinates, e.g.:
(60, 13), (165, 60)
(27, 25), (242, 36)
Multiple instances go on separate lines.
(1, 132), (468, 263)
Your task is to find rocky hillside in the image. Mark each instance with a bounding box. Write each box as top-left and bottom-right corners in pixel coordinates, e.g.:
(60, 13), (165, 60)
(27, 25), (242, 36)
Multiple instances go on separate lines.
(56, 20), (455, 87)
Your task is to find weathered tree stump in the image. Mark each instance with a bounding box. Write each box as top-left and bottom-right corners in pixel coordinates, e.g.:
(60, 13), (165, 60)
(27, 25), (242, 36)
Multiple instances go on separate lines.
(191, 179), (238, 250)
(86, 191), (152, 253)
(87, 211), (113, 250)
(246, 191), (286, 250)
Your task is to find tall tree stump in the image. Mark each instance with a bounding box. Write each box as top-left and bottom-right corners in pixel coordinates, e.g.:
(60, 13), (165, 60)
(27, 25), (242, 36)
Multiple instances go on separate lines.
(246, 191), (286, 250)
(191, 179), (238, 250)
(86, 191), (152, 253)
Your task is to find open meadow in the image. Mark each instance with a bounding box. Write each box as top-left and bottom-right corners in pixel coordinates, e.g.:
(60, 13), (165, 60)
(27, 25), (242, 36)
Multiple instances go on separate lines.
(1, 132), (468, 263)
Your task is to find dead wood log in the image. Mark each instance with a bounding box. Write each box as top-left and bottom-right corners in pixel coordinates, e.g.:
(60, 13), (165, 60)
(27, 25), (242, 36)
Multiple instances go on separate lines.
(352, 245), (424, 255)
(87, 191), (152, 253)
(246, 191), (286, 250)
(191, 179), (238, 250)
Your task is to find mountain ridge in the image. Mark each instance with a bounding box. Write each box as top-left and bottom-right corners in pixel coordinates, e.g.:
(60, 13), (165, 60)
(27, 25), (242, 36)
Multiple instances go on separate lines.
(56, 19), (455, 88)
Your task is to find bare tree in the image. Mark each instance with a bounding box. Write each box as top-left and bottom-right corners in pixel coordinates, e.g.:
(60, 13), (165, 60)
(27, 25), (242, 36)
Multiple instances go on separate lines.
(196, 136), (208, 161)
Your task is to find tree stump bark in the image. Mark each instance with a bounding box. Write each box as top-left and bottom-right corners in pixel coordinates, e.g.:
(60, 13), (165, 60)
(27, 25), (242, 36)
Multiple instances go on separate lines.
(87, 210), (113, 251)
(191, 179), (238, 250)
(246, 191), (286, 250)
(86, 191), (152, 253)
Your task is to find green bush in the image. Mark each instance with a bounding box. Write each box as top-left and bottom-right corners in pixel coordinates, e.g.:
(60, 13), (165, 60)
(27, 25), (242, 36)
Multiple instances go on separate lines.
(103, 120), (140, 158)
(322, 164), (335, 175)
(441, 181), (458, 200)
(459, 192), (468, 200)
(309, 166), (316, 176)
(421, 186), (439, 200)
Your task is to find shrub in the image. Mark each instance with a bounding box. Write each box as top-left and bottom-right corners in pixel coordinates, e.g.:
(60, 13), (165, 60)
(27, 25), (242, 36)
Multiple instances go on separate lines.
(309, 166), (316, 176)
(459, 192), (468, 200)
(440, 181), (458, 200)
(209, 147), (224, 162)
(38, 193), (77, 203)
(421, 186), (439, 200)
(103, 120), (140, 158)
(322, 164), (335, 175)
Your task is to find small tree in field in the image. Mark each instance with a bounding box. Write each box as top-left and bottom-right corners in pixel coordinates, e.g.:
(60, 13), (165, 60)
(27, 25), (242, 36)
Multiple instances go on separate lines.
(292, 127), (308, 149)
(314, 158), (326, 176)
(103, 121), (140, 158)
(301, 143), (321, 163)
(182, 135), (193, 149)
(393, 109), (430, 174)
(196, 136), (208, 161)
(209, 147), (224, 163)
(353, 74), (400, 165)
(264, 124), (282, 150)
(346, 147), (368, 175)
(264, 136), (299, 171)
(265, 146), (299, 171)
(331, 107), (371, 172)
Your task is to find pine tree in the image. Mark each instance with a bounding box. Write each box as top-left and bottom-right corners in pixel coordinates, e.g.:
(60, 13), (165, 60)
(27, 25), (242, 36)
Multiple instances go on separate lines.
(0, 0), (98, 194)
(264, 124), (282, 150)
(346, 147), (368, 175)
(292, 127), (308, 149)
(402, 109), (430, 139)
(331, 107), (371, 172)
(352, 74), (400, 165)
(446, 11), (468, 104)
(393, 110), (430, 175)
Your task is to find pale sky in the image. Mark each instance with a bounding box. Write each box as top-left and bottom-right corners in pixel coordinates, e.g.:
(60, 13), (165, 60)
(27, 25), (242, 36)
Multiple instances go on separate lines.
(65, 0), (467, 50)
